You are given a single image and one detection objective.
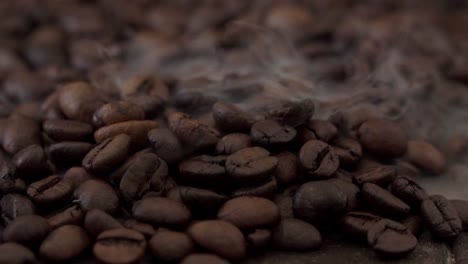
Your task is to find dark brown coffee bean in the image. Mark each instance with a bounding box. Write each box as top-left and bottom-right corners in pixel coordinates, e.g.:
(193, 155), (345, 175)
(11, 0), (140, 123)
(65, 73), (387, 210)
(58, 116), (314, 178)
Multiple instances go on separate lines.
(40, 225), (89, 262)
(149, 229), (194, 262)
(3, 70), (52, 103)
(328, 178), (359, 211)
(272, 218), (322, 251)
(390, 177), (429, 208)
(148, 128), (184, 164)
(179, 155), (227, 189)
(0, 194), (35, 224)
(94, 120), (158, 151)
(293, 181), (347, 224)
(405, 140), (447, 174)
(299, 140), (339, 179)
(333, 137), (363, 167)
(84, 209), (123, 237)
(357, 118), (407, 158)
(93, 101), (145, 127)
(274, 151), (298, 187)
(42, 119), (93, 141)
(297, 120), (338, 143)
(168, 112), (220, 150)
(12, 144), (50, 176)
(27, 175), (73, 205)
(133, 197), (191, 227)
(421, 195), (462, 240)
(451, 200), (468, 230)
(181, 254), (230, 264)
(168, 187), (228, 215)
(341, 211), (382, 241)
(216, 133), (252, 155)
(247, 229), (271, 252)
(402, 214), (423, 237)
(0, 162), (27, 194)
(0, 243), (36, 264)
(3, 215), (50, 246)
(127, 95), (165, 119)
(47, 205), (84, 229)
(226, 147), (278, 184)
(108, 148), (152, 185)
(367, 219), (417, 256)
(2, 114), (42, 155)
(188, 220), (246, 261)
(63, 167), (93, 189)
(94, 228), (147, 264)
(250, 120), (296, 147)
(231, 178), (278, 199)
(212, 101), (254, 133)
(353, 166), (397, 187)
(24, 25), (66, 68)
(74, 180), (119, 214)
(58, 82), (103, 123)
(83, 134), (130, 174)
(123, 220), (157, 238)
(266, 99), (314, 127)
(121, 75), (169, 100)
(360, 183), (410, 219)
(48, 141), (94, 167)
(218, 196), (280, 229)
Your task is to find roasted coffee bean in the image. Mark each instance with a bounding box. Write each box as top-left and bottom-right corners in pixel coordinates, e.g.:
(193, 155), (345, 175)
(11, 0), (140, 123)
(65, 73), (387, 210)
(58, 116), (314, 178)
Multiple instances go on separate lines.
(121, 75), (169, 100)
(421, 195), (462, 240)
(93, 101), (145, 127)
(247, 229), (271, 252)
(127, 95), (165, 119)
(231, 178), (278, 198)
(123, 220), (157, 238)
(3, 70), (52, 104)
(74, 180), (119, 214)
(266, 99), (314, 127)
(453, 233), (468, 264)
(353, 166), (397, 187)
(181, 254), (230, 264)
(216, 133), (252, 155)
(0, 162), (27, 194)
(341, 211), (382, 241)
(405, 140), (447, 174)
(0, 194), (35, 224)
(390, 177), (429, 208)
(40, 225), (90, 261)
(357, 118), (407, 158)
(12, 144), (50, 176)
(84, 209), (123, 237)
(360, 183), (410, 219)
(250, 120), (297, 147)
(42, 119), (93, 141)
(94, 228), (147, 264)
(218, 196), (280, 229)
(451, 200), (468, 230)
(120, 153), (169, 201)
(329, 178), (359, 211)
(47, 205), (84, 229)
(63, 167), (93, 189)
(272, 218), (322, 251)
(212, 101), (254, 133)
(168, 112), (220, 150)
(226, 147), (278, 184)
(48, 141), (94, 166)
(133, 197), (191, 226)
(2, 113), (42, 155)
(108, 148), (152, 184)
(0, 243), (36, 264)
(297, 120), (338, 143)
(402, 214), (423, 237)
(274, 151), (298, 187)
(168, 187), (228, 215)
(179, 155), (227, 189)
(299, 140), (339, 179)
(24, 25), (66, 68)
(58, 82), (103, 123)
(148, 128), (184, 164)
(14, 102), (43, 122)
(83, 134), (130, 174)
(27, 175), (73, 205)
(333, 137), (363, 167)
(149, 229), (194, 262)
(94, 120), (158, 151)
(3, 215), (50, 246)
(293, 181), (347, 224)
(367, 219), (417, 257)
(188, 220), (246, 261)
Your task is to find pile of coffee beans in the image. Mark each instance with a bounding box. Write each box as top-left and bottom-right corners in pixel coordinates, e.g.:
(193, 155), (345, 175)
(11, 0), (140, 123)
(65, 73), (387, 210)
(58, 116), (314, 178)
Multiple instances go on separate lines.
(1, 1), (468, 264)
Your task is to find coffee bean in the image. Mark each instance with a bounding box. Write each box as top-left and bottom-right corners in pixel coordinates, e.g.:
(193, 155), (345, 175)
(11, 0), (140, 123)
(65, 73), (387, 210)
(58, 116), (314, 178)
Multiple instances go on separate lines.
(3, 70), (52, 104)
(94, 120), (158, 151)
(148, 128), (184, 164)
(120, 153), (169, 201)
(0, 194), (35, 224)
(3, 215), (50, 246)
(63, 167), (93, 189)
(94, 228), (146, 264)
(83, 134), (130, 174)
(24, 25), (66, 68)
(93, 101), (145, 127)
(168, 187), (228, 215)
(121, 75), (169, 100)
(405, 140), (447, 174)
(48, 141), (94, 167)
(74, 180), (119, 214)
(188, 220), (246, 261)
(168, 112), (220, 150)
(451, 200), (468, 230)
(274, 151), (298, 187)
(40, 225), (90, 262)
(42, 119), (93, 141)
(299, 140), (339, 179)
(357, 118), (407, 158)
(212, 101), (254, 133)
(123, 220), (157, 238)
(421, 195), (462, 240)
(0, 243), (36, 264)
(293, 181), (347, 224)
(390, 177), (429, 208)
(328, 178), (359, 211)
(340, 211), (382, 241)
(181, 254), (230, 264)
(272, 218), (322, 251)
(231, 178), (278, 199)
(133, 197), (191, 226)
(12, 144), (50, 176)
(226, 147), (278, 184)
(27, 175), (73, 205)
(453, 233), (468, 264)
(333, 137), (363, 167)
(250, 120), (297, 147)
(58, 82), (103, 123)
(47, 205), (84, 229)
(149, 229), (194, 262)
(179, 155), (227, 189)
(218, 196), (280, 229)
(14, 102), (42, 122)
(297, 120), (338, 143)
(0, 162), (27, 194)
(353, 166), (397, 187)
(2, 113), (42, 154)
(108, 148), (152, 184)
(247, 229), (271, 252)
(266, 99), (314, 127)
(127, 95), (165, 119)
(360, 183), (410, 219)
(84, 209), (123, 237)
(367, 219), (417, 257)
(216, 133), (252, 155)
(402, 214), (423, 237)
